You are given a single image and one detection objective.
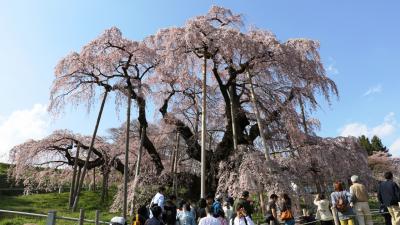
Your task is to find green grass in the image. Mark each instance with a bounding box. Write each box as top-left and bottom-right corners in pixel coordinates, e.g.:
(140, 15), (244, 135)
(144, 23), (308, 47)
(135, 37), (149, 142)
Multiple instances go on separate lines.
(0, 190), (122, 225)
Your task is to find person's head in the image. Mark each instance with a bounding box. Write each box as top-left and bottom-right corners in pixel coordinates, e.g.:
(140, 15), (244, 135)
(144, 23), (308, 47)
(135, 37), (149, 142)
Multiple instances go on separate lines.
(270, 194), (278, 202)
(351, 175), (359, 184)
(184, 203), (191, 212)
(206, 193), (214, 205)
(199, 198), (207, 208)
(158, 186), (165, 194)
(316, 193), (325, 201)
(151, 206), (163, 219)
(138, 205), (148, 217)
(178, 200), (187, 210)
(241, 191), (250, 200)
(110, 217), (127, 225)
(169, 195), (177, 203)
(235, 203), (246, 217)
(334, 181), (344, 192)
(384, 171), (394, 180)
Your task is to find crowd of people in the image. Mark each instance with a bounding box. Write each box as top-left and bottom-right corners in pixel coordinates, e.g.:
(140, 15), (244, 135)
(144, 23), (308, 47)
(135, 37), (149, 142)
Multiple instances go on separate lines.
(109, 172), (400, 225)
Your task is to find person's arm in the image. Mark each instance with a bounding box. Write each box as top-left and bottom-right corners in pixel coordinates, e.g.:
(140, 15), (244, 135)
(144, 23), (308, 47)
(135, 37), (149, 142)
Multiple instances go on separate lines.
(271, 208), (278, 220)
(331, 193), (336, 207)
(378, 183), (383, 204)
(159, 195), (165, 209)
(393, 182), (400, 201)
(246, 216), (255, 225)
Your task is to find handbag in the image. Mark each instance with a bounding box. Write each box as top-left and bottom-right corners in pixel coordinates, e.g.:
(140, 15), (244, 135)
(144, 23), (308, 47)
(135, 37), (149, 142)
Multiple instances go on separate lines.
(280, 210), (293, 221)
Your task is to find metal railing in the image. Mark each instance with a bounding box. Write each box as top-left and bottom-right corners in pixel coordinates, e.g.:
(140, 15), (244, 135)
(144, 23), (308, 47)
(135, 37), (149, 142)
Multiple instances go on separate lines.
(0, 208), (110, 225)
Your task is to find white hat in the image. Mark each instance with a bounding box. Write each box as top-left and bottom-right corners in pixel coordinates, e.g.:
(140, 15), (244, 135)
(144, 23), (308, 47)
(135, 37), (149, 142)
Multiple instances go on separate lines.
(351, 175), (359, 183)
(110, 217), (126, 225)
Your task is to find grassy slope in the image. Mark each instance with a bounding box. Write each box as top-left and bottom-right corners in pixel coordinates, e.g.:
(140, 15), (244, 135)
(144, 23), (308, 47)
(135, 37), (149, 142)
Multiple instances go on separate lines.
(0, 190), (121, 225)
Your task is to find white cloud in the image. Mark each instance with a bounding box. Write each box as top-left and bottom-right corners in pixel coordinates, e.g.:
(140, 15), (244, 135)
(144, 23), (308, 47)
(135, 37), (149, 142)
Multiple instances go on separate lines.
(326, 57), (339, 75)
(390, 138), (400, 154)
(0, 104), (50, 162)
(363, 84), (382, 97)
(339, 112), (396, 138)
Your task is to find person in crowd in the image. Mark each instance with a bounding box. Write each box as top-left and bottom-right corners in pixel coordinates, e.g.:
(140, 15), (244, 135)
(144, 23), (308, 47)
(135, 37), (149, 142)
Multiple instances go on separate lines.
(146, 206), (165, 225)
(279, 193), (295, 225)
(331, 181), (355, 225)
(132, 205), (149, 225)
(197, 198), (208, 222)
(350, 175), (373, 225)
(378, 172), (400, 225)
(314, 193), (334, 225)
(265, 194), (279, 225)
(110, 217), (127, 225)
(206, 194), (215, 208)
(199, 206), (221, 225)
(213, 194), (224, 217)
(187, 200), (197, 220)
(223, 198), (234, 223)
(149, 186), (166, 218)
(163, 195), (177, 225)
(230, 203), (255, 225)
(234, 191), (254, 218)
(177, 203), (197, 225)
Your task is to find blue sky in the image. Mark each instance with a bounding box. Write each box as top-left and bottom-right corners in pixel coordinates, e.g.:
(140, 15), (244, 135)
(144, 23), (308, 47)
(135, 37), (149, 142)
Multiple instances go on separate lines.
(0, 0), (400, 161)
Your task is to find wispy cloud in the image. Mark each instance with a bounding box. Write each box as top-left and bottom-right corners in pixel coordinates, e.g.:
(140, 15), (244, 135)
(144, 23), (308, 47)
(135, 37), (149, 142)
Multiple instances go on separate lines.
(339, 112), (396, 138)
(326, 57), (339, 75)
(363, 84), (382, 97)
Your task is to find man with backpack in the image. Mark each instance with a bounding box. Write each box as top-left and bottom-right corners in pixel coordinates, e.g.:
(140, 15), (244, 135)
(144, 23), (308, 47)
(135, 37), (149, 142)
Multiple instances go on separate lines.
(350, 175), (373, 225)
(378, 171), (400, 225)
(331, 181), (355, 225)
(149, 186), (166, 218)
(233, 191), (254, 219)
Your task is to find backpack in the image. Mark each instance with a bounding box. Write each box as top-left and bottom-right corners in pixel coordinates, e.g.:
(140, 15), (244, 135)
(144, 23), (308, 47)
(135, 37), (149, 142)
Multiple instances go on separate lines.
(336, 192), (348, 213)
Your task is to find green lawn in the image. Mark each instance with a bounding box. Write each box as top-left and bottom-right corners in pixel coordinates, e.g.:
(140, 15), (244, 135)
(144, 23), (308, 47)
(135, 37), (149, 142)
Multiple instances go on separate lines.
(0, 190), (121, 225)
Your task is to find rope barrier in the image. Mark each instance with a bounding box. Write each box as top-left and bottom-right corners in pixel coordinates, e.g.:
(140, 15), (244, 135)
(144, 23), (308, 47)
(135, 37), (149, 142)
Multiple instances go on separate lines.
(295, 211), (390, 225)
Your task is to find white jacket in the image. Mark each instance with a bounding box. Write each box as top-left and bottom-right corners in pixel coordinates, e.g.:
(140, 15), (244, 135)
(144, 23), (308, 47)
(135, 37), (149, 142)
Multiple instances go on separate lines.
(314, 199), (333, 221)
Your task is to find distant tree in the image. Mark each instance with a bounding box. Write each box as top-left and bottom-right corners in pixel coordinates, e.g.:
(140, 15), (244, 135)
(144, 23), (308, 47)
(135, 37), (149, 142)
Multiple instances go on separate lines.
(359, 135), (373, 155)
(371, 135), (389, 154)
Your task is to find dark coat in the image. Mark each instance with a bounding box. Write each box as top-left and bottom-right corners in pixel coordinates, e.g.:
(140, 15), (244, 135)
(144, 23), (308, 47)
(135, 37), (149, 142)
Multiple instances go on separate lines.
(378, 179), (400, 207)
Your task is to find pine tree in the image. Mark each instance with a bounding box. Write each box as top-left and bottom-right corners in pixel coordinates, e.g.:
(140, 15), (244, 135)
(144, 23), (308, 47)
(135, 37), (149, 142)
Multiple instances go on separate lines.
(371, 135), (388, 153)
(358, 135), (373, 155)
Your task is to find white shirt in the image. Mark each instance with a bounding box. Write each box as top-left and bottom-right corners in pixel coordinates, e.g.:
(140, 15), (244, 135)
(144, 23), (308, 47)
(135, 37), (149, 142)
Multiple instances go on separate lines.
(151, 192), (165, 208)
(149, 192), (165, 218)
(199, 215), (221, 225)
(230, 216), (255, 225)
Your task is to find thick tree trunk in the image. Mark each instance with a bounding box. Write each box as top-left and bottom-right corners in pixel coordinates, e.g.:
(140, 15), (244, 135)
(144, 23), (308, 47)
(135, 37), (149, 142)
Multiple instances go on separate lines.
(101, 168), (109, 204)
(69, 144), (80, 208)
(72, 90), (108, 212)
(92, 167), (96, 191)
(75, 166), (82, 197)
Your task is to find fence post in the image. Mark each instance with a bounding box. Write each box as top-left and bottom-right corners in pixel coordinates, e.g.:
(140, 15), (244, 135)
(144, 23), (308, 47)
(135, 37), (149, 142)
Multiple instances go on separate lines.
(95, 210), (100, 225)
(79, 208), (85, 225)
(46, 210), (56, 225)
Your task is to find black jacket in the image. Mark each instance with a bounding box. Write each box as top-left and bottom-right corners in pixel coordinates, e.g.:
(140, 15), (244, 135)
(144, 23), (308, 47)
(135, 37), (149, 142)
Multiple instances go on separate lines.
(162, 200), (177, 225)
(378, 179), (400, 207)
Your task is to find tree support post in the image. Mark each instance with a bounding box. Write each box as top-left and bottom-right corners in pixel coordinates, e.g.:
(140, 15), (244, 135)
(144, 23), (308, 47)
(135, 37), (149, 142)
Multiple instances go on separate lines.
(79, 208), (85, 225)
(72, 91), (108, 211)
(200, 55), (207, 198)
(46, 210), (56, 225)
(246, 71), (271, 162)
